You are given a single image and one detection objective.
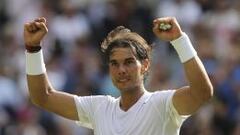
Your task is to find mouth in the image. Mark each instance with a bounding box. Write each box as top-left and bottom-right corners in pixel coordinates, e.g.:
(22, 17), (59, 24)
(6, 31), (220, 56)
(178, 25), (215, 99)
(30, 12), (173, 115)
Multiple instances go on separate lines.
(117, 77), (130, 83)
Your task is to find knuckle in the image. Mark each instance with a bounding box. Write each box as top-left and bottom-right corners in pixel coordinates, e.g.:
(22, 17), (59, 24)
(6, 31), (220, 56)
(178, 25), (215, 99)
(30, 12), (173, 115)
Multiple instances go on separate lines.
(24, 23), (30, 28)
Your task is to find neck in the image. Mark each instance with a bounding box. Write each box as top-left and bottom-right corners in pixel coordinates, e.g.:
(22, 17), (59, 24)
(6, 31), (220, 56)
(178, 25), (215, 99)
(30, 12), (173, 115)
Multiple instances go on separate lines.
(119, 86), (145, 111)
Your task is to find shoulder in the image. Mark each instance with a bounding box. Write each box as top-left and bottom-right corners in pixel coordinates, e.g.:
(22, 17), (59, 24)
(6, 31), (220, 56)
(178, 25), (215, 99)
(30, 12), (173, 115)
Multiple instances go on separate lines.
(147, 90), (176, 108)
(151, 90), (176, 99)
(74, 95), (117, 105)
(74, 95), (119, 110)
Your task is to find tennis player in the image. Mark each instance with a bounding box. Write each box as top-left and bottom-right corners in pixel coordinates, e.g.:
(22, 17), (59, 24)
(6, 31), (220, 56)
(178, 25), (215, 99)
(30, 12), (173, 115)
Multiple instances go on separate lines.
(24, 17), (213, 135)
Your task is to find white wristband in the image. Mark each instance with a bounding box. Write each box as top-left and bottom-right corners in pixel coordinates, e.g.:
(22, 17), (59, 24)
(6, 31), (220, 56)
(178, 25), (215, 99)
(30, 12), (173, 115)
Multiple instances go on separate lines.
(170, 32), (197, 63)
(26, 50), (46, 75)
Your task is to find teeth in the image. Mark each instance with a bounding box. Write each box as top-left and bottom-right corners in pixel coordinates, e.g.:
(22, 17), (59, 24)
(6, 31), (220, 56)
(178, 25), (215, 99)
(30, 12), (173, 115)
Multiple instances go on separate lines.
(118, 79), (128, 82)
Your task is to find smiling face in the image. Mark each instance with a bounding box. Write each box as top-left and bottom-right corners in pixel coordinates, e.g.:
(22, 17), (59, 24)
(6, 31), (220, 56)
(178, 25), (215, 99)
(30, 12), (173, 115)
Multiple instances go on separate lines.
(109, 47), (149, 92)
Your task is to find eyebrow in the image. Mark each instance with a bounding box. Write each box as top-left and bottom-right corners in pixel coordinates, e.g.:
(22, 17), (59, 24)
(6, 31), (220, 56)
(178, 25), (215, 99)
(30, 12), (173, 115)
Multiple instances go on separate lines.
(109, 57), (135, 63)
(125, 57), (135, 61)
(109, 59), (117, 64)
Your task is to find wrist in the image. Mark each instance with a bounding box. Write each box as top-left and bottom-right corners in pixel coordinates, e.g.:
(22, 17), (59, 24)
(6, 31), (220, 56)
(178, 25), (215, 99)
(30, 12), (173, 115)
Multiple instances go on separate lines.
(26, 49), (46, 75)
(25, 45), (42, 53)
(173, 32), (184, 40)
(170, 32), (197, 63)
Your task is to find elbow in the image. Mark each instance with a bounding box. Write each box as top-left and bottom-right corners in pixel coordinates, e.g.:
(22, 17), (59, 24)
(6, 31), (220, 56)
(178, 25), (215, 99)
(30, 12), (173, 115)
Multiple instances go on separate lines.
(29, 87), (54, 108)
(201, 83), (214, 102)
(30, 97), (45, 108)
(191, 82), (214, 104)
(30, 95), (48, 108)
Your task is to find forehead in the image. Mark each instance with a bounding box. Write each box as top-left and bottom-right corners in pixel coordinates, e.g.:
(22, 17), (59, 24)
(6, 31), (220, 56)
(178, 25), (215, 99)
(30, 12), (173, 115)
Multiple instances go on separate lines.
(109, 47), (137, 61)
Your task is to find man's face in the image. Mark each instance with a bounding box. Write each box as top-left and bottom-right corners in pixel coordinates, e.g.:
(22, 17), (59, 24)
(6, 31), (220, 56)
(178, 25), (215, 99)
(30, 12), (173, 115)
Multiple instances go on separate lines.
(109, 47), (148, 92)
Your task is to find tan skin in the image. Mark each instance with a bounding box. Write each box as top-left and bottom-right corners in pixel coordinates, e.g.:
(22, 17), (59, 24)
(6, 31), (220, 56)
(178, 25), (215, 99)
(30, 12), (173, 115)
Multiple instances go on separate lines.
(24, 17), (213, 121)
(109, 48), (149, 111)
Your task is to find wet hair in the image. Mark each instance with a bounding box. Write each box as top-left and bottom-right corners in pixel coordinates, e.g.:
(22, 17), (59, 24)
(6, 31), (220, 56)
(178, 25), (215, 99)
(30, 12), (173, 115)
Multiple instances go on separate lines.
(101, 26), (152, 62)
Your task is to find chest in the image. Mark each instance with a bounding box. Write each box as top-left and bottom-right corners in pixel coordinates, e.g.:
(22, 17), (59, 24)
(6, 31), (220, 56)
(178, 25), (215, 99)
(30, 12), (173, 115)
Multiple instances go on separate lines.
(93, 101), (165, 135)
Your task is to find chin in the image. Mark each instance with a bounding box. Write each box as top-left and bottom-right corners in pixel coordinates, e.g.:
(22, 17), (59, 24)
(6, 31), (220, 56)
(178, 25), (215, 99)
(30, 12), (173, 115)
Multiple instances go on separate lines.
(113, 80), (140, 93)
(117, 85), (136, 93)
(116, 85), (128, 91)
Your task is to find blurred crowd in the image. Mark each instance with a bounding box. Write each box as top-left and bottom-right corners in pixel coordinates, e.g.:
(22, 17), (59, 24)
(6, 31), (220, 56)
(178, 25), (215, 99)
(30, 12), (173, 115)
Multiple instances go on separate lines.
(0, 0), (240, 134)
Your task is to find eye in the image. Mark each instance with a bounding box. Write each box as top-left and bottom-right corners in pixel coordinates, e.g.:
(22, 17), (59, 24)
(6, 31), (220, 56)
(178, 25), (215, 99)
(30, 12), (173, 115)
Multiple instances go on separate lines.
(127, 61), (132, 64)
(110, 62), (118, 67)
(125, 60), (134, 65)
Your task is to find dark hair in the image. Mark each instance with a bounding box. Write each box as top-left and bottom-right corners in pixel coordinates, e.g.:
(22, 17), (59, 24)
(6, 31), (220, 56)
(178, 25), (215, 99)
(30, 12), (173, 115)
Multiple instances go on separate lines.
(101, 26), (152, 62)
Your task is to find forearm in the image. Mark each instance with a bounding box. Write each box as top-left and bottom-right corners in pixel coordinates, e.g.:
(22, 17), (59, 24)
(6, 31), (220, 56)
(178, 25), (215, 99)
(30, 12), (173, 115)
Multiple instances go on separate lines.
(183, 57), (213, 102)
(171, 33), (213, 102)
(26, 50), (54, 107)
(27, 74), (54, 106)
(26, 55), (78, 120)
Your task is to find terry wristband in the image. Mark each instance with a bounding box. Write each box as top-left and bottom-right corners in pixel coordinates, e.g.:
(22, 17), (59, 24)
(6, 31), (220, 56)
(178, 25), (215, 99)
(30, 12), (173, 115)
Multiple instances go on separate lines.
(170, 32), (197, 63)
(26, 49), (46, 75)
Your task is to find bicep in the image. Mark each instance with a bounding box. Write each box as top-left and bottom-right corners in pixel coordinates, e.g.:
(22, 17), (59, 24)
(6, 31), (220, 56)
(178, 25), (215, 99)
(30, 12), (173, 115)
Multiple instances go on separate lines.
(27, 74), (79, 120)
(40, 90), (79, 120)
(172, 86), (204, 115)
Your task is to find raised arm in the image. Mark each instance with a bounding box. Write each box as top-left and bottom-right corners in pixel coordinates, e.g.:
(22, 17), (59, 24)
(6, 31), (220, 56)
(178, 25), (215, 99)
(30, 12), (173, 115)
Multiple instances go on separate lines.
(24, 17), (78, 120)
(153, 17), (213, 115)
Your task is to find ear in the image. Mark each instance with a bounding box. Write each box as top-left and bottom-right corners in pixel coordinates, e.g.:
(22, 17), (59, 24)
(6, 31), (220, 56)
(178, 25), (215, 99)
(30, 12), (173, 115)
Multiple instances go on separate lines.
(141, 59), (150, 74)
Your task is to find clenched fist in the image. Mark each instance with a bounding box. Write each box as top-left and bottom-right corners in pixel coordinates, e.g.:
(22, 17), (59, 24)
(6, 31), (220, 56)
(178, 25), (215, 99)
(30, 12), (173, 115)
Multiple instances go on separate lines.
(24, 17), (48, 47)
(153, 17), (183, 41)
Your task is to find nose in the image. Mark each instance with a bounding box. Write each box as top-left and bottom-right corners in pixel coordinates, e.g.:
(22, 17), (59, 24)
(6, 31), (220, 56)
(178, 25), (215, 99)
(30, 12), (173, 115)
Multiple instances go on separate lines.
(118, 64), (126, 75)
